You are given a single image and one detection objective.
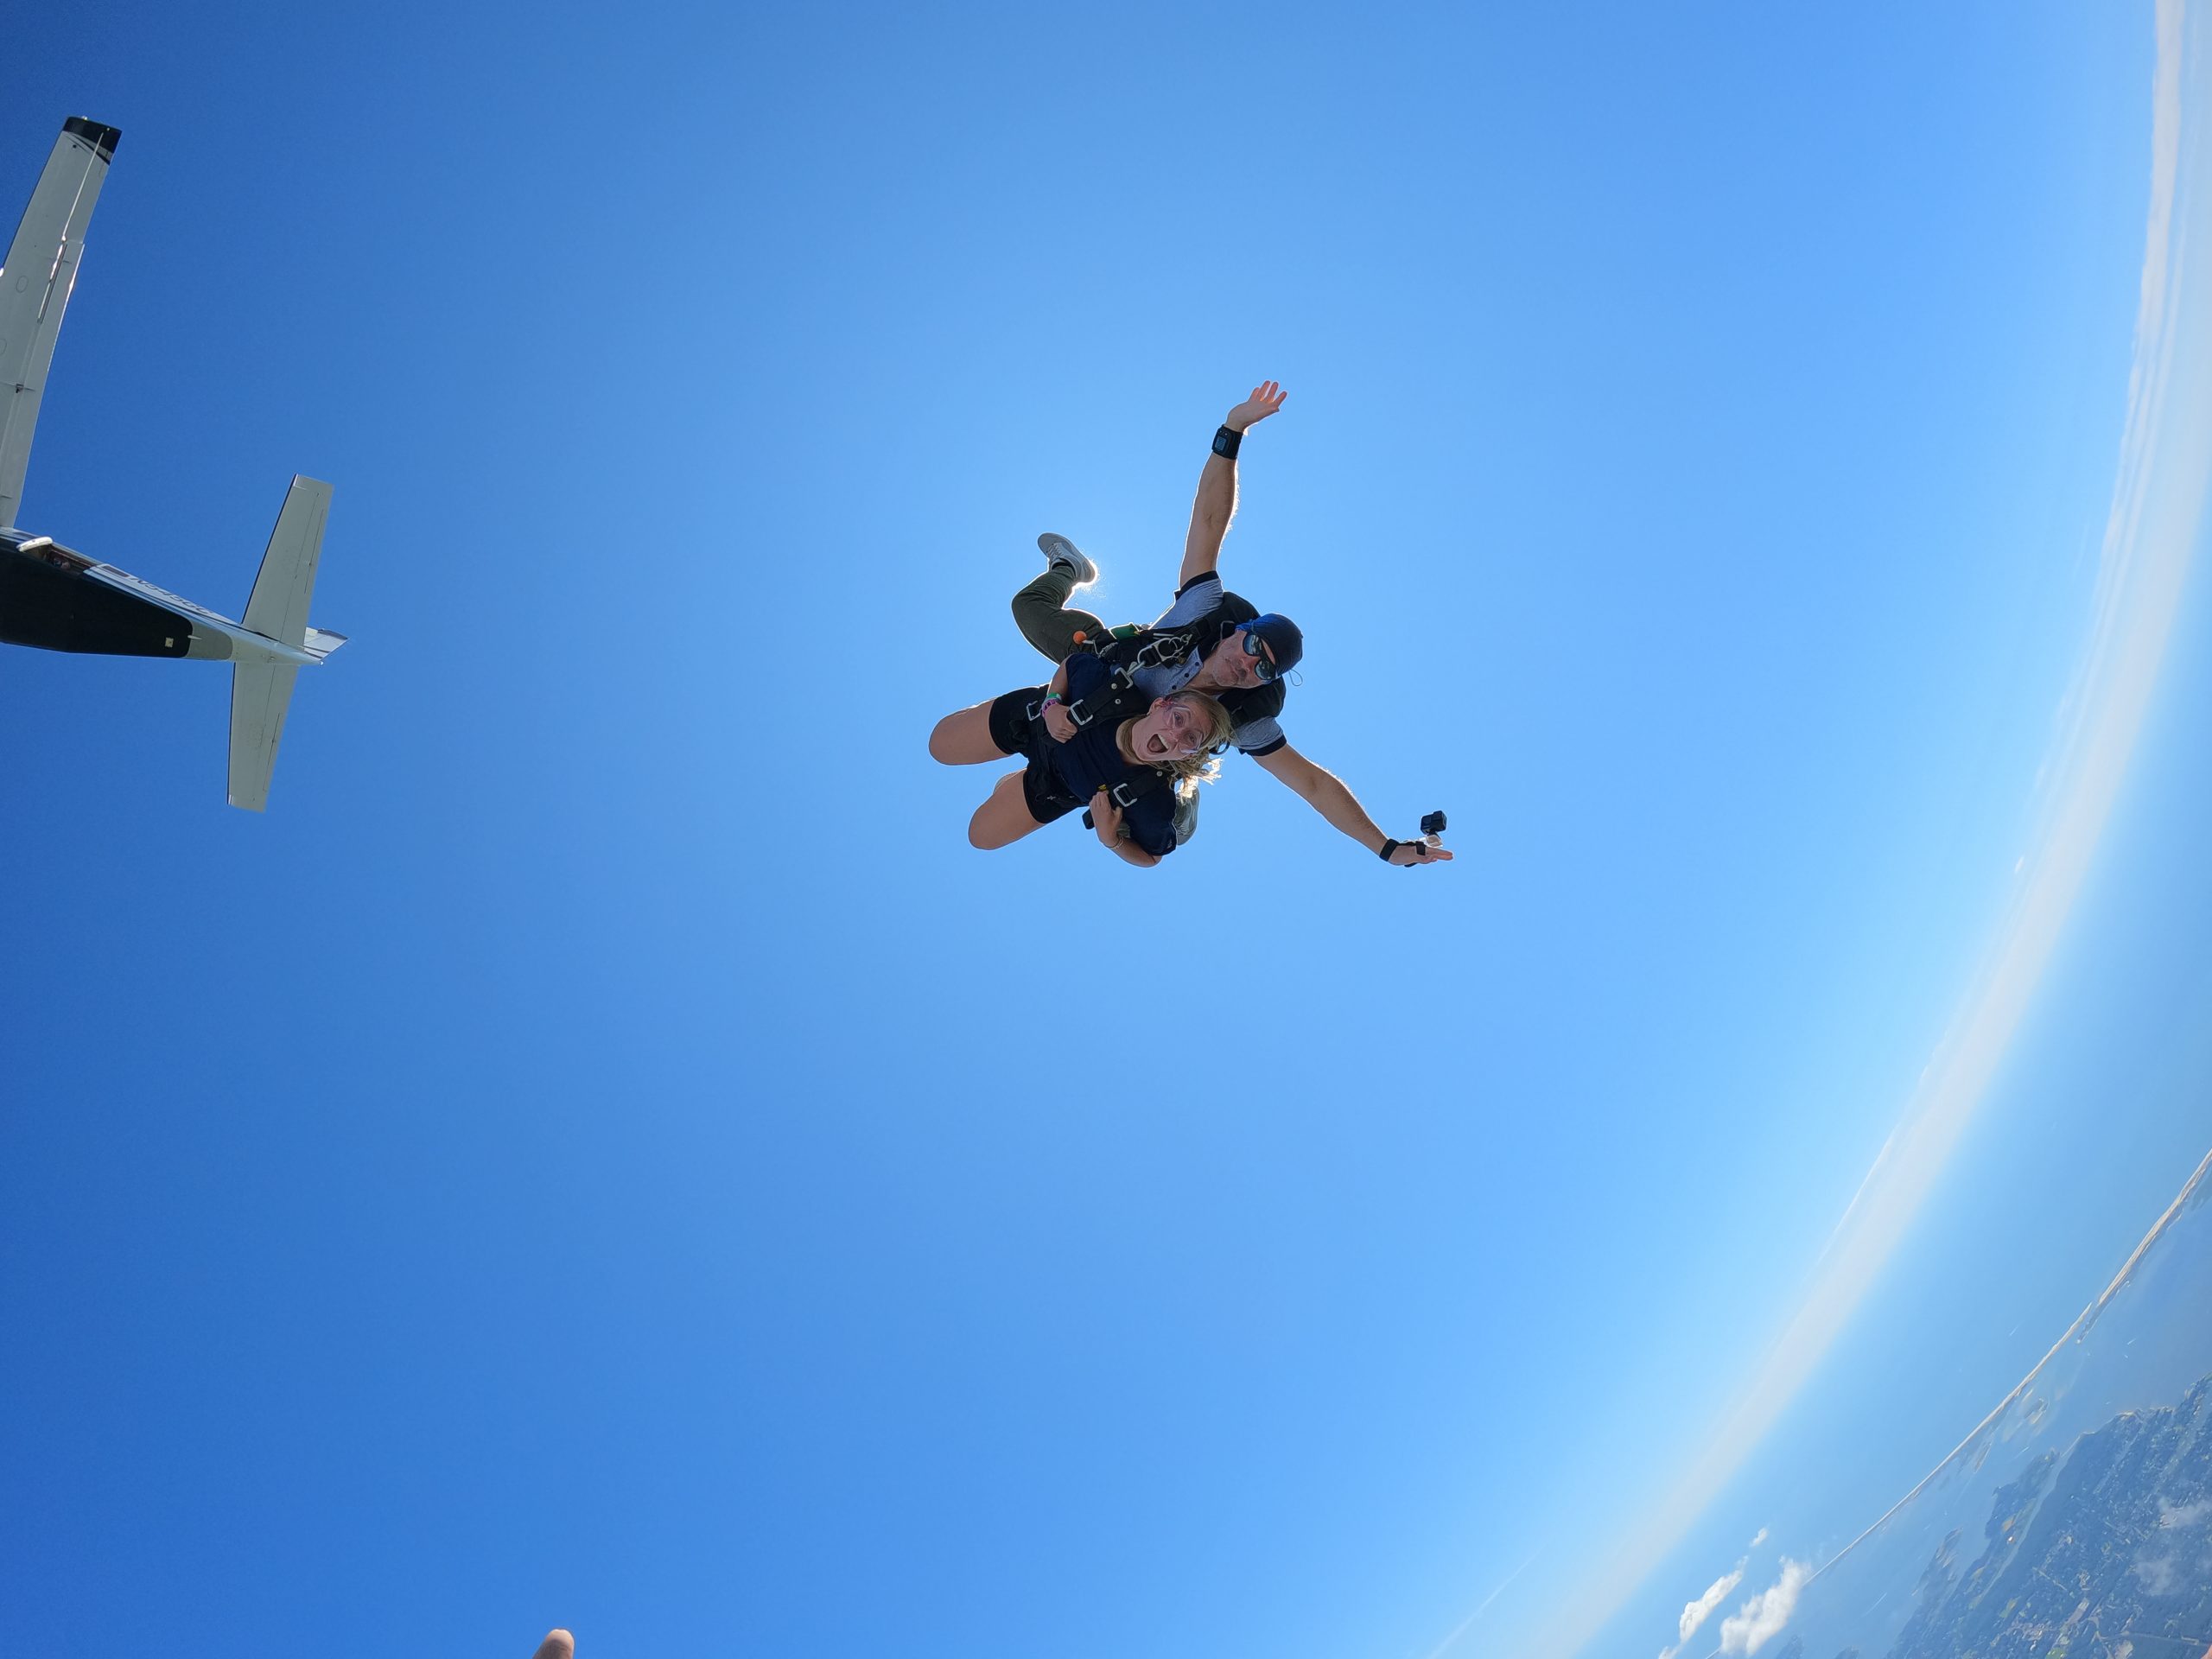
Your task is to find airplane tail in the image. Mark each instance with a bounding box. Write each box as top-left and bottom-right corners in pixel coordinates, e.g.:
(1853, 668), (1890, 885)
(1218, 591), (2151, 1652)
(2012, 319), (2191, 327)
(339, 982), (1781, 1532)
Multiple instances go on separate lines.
(228, 476), (339, 811)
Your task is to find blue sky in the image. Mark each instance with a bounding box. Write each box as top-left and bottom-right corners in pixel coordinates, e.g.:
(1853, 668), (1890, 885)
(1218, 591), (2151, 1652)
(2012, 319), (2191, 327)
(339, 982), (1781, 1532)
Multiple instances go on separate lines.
(3, 5), (2209, 1657)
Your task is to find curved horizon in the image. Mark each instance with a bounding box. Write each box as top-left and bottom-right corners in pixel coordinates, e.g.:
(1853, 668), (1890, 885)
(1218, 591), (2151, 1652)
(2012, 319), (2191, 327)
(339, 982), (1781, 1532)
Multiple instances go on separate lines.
(1463, 7), (2212, 1656)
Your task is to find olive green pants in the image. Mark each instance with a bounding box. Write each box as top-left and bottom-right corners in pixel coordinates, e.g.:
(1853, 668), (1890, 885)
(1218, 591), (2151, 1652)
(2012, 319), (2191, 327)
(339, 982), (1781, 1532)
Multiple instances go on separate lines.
(1010, 569), (1107, 664)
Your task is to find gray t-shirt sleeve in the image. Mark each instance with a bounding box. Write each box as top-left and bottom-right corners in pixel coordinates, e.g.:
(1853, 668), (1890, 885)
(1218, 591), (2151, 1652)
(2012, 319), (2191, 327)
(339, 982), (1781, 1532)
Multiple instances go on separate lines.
(1232, 712), (1286, 757)
(1152, 572), (1223, 629)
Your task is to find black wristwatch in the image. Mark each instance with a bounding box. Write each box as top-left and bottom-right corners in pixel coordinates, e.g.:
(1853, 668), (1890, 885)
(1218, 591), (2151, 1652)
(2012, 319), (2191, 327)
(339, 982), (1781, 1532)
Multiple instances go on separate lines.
(1211, 424), (1243, 460)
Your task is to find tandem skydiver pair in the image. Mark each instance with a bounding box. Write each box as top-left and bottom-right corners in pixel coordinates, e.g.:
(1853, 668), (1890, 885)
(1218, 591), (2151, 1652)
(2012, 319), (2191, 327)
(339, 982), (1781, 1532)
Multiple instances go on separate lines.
(928, 382), (1452, 870)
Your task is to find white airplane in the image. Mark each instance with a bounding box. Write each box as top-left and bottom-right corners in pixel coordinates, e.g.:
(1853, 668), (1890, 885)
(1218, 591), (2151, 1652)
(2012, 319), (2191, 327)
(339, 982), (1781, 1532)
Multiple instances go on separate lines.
(0, 117), (345, 810)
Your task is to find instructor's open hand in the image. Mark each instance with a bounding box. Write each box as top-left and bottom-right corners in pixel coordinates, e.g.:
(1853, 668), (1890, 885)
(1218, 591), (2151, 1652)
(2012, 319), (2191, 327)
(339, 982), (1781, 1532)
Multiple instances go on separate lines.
(1226, 380), (1287, 433)
(1389, 835), (1454, 868)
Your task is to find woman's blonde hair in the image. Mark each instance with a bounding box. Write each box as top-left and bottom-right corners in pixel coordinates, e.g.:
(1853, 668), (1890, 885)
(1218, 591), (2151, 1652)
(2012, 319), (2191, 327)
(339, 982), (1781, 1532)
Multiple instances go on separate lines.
(1154, 690), (1234, 793)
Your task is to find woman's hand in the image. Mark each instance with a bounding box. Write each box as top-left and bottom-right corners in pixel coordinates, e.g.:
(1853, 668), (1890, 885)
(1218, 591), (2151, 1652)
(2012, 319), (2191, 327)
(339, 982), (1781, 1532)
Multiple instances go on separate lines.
(1091, 789), (1161, 867)
(1091, 787), (1125, 845)
(1043, 702), (1077, 742)
(1226, 380), (1286, 433)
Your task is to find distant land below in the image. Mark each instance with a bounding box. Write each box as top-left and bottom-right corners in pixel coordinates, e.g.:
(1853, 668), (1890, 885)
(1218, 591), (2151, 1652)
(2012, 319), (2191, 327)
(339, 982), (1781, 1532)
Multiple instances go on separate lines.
(1718, 1147), (2212, 1659)
(1874, 1373), (2212, 1659)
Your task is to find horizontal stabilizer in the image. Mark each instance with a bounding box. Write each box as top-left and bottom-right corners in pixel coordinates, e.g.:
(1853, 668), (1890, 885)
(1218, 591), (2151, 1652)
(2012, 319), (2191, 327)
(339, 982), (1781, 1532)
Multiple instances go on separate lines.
(0, 118), (120, 528)
(243, 476), (333, 647)
(228, 663), (298, 811)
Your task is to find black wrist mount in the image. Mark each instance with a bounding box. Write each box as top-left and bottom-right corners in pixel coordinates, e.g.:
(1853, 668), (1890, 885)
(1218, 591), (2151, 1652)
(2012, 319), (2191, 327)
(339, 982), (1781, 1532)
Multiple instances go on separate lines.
(1211, 424), (1243, 460)
(1380, 836), (1433, 867)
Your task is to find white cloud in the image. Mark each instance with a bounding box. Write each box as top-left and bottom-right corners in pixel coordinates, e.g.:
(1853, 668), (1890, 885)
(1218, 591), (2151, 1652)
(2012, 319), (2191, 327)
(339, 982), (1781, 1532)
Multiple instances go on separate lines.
(2133, 1554), (2180, 1595)
(1679, 1564), (1746, 1643)
(1718, 1560), (1810, 1656)
(1746, 1528), (1769, 1549)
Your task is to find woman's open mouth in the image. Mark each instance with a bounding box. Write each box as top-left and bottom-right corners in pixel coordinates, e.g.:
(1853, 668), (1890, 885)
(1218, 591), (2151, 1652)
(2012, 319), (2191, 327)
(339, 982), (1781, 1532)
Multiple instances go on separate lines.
(1145, 732), (1169, 756)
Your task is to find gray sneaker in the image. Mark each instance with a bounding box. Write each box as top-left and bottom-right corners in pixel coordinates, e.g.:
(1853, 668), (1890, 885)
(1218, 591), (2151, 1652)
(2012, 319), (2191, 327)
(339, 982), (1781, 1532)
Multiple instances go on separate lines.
(1038, 531), (1098, 588)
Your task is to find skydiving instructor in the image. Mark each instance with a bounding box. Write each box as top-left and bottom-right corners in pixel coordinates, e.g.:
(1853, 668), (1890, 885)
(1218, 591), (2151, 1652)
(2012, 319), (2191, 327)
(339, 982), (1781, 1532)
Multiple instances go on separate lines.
(1007, 382), (1452, 868)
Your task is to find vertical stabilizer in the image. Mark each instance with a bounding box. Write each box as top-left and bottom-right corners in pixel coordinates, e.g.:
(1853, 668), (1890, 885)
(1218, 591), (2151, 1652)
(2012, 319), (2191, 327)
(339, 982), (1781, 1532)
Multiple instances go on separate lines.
(243, 476), (333, 647)
(0, 118), (120, 530)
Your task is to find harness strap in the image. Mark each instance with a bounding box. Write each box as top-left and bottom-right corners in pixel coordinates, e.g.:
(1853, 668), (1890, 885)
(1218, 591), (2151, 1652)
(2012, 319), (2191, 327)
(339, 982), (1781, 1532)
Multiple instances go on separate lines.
(1113, 620), (1210, 677)
(1107, 770), (1171, 809)
(1081, 763), (1173, 830)
(1064, 664), (1147, 729)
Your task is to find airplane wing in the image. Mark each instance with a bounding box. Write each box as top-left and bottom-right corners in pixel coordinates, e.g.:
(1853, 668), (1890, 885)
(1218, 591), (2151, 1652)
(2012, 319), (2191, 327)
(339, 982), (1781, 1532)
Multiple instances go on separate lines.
(0, 118), (121, 530)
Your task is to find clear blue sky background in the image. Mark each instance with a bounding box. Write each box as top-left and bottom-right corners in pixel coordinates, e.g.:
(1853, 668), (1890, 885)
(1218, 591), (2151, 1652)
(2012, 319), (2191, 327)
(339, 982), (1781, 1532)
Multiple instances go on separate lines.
(3, 4), (2208, 1657)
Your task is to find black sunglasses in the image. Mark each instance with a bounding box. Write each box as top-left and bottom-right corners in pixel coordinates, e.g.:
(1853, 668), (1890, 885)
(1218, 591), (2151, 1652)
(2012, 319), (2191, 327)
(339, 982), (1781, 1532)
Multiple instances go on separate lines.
(1239, 627), (1280, 683)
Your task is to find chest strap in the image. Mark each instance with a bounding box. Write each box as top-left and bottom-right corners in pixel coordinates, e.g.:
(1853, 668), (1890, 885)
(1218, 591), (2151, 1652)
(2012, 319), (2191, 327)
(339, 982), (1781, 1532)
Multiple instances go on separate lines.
(1060, 663), (1148, 729)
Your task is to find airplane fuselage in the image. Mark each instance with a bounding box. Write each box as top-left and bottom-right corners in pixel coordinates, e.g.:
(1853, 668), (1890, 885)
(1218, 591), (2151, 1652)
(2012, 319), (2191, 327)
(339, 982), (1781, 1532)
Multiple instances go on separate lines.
(0, 529), (315, 666)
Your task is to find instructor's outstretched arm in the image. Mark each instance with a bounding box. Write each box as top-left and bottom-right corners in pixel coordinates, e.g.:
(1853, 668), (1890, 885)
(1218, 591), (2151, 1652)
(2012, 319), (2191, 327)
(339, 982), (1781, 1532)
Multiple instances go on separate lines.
(1253, 743), (1453, 868)
(1179, 381), (1287, 588)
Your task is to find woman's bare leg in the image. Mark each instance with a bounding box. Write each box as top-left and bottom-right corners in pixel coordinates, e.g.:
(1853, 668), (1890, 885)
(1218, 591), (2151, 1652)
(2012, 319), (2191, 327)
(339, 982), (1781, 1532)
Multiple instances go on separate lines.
(931, 700), (1014, 766)
(969, 769), (1046, 849)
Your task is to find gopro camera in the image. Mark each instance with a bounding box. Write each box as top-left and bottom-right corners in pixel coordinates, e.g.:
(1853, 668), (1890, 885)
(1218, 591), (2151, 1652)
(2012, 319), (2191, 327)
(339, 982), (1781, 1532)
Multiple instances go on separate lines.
(1421, 810), (1447, 838)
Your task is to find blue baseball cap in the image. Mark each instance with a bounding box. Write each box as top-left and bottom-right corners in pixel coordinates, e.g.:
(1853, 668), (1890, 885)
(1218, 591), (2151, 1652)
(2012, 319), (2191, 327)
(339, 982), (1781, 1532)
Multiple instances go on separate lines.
(1244, 613), (1304, 676)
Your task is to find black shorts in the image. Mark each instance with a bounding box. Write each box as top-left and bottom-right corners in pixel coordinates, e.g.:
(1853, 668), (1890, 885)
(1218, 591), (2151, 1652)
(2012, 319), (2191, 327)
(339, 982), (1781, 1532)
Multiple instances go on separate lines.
(988, 686), (1084, 825)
